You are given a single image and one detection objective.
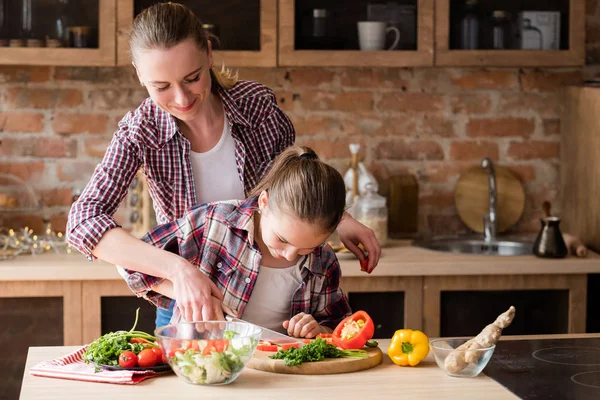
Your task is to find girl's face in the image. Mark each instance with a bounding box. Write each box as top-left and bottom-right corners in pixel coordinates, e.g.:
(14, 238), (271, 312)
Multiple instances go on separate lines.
(134, 38), (213, 121)
(257, 191), (331, 263)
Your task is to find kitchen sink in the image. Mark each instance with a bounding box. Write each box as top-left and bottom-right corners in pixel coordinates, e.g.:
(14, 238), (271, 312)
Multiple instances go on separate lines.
(412, 236), (534, 256)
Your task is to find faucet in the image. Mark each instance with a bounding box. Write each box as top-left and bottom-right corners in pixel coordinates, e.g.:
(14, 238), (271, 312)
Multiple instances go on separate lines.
(481, 157), (497, 241)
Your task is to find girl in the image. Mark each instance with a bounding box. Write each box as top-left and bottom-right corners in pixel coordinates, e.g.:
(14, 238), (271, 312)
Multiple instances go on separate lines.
(122, 145), (351, 337)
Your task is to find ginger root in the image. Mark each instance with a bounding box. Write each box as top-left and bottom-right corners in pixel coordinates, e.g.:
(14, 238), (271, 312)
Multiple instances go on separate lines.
(444, 306), (516, 374)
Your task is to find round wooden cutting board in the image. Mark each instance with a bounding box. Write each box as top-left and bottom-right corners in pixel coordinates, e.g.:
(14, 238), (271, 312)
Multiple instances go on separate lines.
(454, 165), (525, 233)
(246, 346), (383, 375)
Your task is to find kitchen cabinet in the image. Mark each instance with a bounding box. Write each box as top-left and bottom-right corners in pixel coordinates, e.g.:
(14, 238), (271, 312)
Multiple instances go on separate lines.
(278, 0), (434, 67)
(439, 289), (569, 337)
(0, 281), (81, 400)
(116, 0), (277, 66)
(435, 0), (585, 66)
(423, 274), (587, 337)
(0, 0), (116, 66)
(347, 292), (405, 338)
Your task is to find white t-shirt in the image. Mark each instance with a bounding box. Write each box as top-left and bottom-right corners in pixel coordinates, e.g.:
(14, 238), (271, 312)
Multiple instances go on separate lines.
(189, 114), (245, 204)
(241, 259), (304, 334)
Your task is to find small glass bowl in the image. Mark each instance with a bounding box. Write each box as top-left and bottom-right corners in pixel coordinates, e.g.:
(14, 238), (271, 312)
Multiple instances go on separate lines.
(155, 321), (261, 385)
(429, 338), (496, 378)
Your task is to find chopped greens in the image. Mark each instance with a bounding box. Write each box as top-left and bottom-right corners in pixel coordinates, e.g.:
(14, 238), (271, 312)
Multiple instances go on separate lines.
(269, 338), (367, 366)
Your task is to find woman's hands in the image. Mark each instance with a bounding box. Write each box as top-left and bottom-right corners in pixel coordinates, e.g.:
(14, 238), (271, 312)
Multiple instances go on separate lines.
(283, 312), (331, 338)
(169, 258), (224, 322)
(336, 212), (381, 273)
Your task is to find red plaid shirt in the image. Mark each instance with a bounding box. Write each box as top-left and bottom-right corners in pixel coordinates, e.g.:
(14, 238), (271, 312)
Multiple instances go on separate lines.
(66, 80), (294, 259)
(125, 198), (352, 329)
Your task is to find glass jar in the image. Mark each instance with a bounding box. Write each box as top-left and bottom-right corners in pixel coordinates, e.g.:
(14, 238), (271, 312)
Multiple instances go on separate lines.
(460, 0), (479, 50)
(491, 10), (510, 49)
(356, 183), (388, 247)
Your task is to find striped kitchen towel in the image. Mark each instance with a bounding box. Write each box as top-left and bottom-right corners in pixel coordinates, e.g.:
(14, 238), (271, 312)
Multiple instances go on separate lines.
(29, 345), (164, 384)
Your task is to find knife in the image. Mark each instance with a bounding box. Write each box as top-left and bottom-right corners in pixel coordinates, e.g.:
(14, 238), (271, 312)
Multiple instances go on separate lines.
(225, 316), (305, 347)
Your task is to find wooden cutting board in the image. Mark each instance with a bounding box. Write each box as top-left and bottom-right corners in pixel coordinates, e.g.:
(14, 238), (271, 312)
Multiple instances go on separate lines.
(454, 166), (526, 233)
(246, 346), (383, 375)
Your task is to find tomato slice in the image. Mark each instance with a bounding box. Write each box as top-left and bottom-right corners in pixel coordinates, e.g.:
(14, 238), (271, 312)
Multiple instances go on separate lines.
(281, 343), (300, 351)
(256, 344), (279, 352)
(202, 339), (230, 355)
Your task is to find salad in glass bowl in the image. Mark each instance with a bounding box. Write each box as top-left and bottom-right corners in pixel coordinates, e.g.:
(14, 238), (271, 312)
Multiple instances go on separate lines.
(155, 321), (261, 385)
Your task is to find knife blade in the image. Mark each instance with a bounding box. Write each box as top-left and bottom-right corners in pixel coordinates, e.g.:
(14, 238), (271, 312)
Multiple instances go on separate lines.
(225, 316), (304, 347)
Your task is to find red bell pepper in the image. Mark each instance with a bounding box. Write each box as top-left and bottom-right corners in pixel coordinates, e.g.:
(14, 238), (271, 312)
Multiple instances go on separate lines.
(332, 310), (375, 349)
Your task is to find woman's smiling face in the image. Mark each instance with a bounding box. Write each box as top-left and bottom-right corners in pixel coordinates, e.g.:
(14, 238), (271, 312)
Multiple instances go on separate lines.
(134, 38), (213, 121)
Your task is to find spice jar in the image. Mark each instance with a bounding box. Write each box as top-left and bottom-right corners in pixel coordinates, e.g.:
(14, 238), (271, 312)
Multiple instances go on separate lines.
(356, 183), (388, 247)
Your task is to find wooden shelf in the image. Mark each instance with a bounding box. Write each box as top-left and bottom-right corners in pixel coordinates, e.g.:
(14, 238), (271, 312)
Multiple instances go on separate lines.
(434, 0), (585, 67)
(117, 0), (277, 67)
(278, 0), (434, 67)
(0, 0), (116, 66)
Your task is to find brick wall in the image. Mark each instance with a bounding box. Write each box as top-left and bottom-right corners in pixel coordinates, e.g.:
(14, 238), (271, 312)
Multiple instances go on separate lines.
(2, 3), (600, 236)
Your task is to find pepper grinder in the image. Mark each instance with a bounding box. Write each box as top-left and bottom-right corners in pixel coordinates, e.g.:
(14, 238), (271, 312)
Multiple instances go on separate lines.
(532, 201), (568, 258)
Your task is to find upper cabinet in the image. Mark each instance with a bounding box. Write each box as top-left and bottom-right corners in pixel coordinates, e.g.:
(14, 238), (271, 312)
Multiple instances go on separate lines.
(116, 0), (277, 67)
(0, 0), (115, 66)
(435, 0), (585, 66)
(278, 0), (434, 67)
(0, 0), (586, 68)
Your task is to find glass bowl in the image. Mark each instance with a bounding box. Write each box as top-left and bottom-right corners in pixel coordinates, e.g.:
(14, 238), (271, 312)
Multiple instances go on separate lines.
(429, 338), (496, 378)
(155, 321), (261, 385)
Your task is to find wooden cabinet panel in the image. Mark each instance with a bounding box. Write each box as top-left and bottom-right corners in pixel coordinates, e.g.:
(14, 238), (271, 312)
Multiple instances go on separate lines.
(0, 297), (63, 400)
(434, 0), (585, 66)
(0, 0), (116, 66)
(348, 292), (404, 338)
(117, 0), (277, 67)
(440, 290), (569, 337)
(278, 0), (434, 67)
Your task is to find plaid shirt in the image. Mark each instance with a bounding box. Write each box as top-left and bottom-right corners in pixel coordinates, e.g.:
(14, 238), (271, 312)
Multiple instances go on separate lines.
(66, 80), (295, 259)
(125, 198), (352, 329)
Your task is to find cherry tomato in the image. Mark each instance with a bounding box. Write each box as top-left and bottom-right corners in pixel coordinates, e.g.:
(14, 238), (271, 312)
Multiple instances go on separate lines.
(118, 350), (138, 368)
(130, 338), (150, 344)
(151, 346), (164, 364)
(137, 348), (158, 368)
(360, 258), (369, 272)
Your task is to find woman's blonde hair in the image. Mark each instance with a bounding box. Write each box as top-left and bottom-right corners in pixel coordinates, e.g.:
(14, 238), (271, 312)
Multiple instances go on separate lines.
(129, 2), (238, 90)
(249, 146), (346, 234)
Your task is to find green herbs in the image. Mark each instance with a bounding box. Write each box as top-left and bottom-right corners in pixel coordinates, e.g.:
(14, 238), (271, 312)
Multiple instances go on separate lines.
(269, 338), (367, 366)
(82, 308), (157, 370)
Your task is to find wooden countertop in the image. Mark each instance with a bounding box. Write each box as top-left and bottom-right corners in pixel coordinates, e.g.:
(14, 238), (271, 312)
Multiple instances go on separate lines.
(2, 240), (600, 281)
(19, 338), (519, 400)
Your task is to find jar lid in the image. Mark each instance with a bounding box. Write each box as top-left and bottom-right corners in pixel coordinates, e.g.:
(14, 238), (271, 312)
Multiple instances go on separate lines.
(358, 183), (386, 210)
(313, 9), (327, 18)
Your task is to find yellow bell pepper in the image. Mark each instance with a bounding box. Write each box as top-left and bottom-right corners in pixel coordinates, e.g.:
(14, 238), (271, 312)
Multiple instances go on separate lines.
(388, 329), (429, 367)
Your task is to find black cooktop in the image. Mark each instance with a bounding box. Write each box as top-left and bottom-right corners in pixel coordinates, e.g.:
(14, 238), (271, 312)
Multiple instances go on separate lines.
(484, 338), (600, 400)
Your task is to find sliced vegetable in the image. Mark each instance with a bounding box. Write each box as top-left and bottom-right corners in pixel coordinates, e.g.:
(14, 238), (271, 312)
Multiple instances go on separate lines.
(281, 343), (300, 351)
(332, 310), (375, 349)
(257, 344), (279, 352)
(388, 329), (429, 367)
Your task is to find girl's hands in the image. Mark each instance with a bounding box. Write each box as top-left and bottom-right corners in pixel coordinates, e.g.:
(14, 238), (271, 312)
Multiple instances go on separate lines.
(336, 212), (381, 274)
(169, 258), (224, 322)
(283, 313), (331, 338)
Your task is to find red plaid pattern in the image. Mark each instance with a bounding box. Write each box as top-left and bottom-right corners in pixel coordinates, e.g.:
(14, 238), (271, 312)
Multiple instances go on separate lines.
(66, 80), (295, 259)
(124, 198), (352, 329)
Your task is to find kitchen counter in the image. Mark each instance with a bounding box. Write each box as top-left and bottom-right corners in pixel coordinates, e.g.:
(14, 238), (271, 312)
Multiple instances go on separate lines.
(2, 241), (599, 344)
(3, 240), (600, 281)
(18, 338), (516, 400)
(20, 333), (600, 400)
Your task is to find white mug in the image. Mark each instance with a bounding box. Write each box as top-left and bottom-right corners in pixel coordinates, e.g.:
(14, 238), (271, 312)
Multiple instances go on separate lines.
(357, 21), (400, 51)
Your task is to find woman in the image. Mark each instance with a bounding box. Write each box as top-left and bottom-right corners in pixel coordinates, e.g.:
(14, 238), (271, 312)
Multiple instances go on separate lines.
(66, 2), (380, 325)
